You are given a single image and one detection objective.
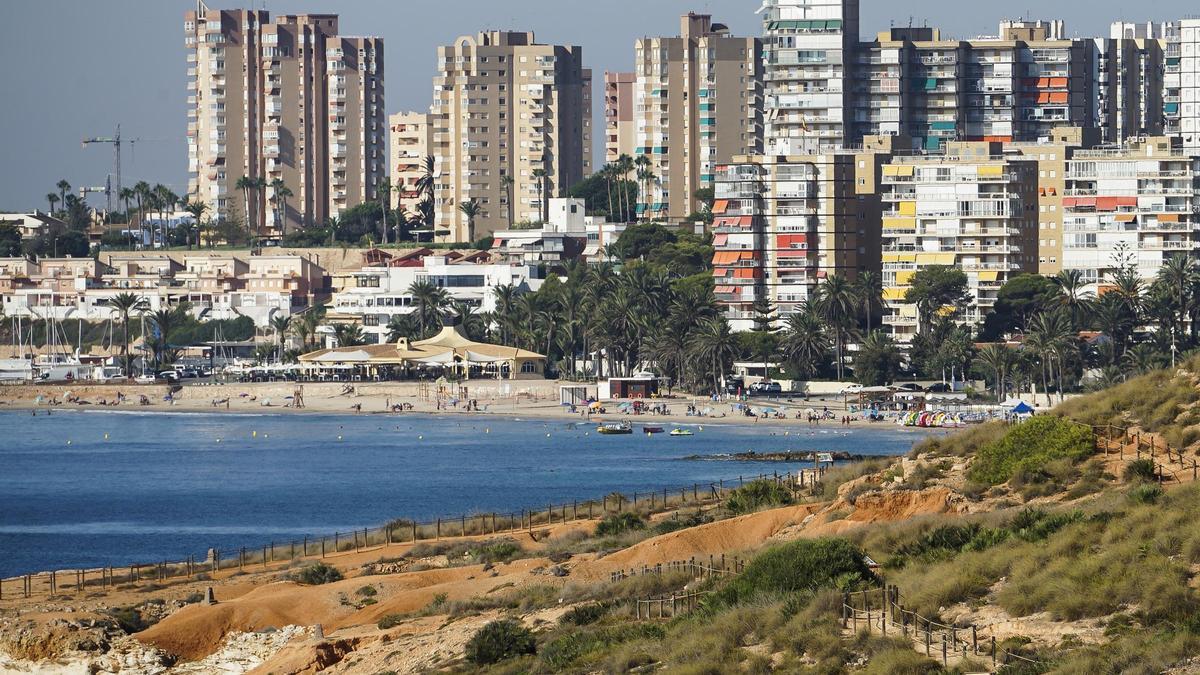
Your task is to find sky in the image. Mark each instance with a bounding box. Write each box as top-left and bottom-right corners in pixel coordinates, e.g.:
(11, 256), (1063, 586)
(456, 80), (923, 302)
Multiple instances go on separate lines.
(0, 0), (1192, 211)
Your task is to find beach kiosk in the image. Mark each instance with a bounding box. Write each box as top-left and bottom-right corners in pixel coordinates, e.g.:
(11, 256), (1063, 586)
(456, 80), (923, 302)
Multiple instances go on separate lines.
(599, 373), (660, 399)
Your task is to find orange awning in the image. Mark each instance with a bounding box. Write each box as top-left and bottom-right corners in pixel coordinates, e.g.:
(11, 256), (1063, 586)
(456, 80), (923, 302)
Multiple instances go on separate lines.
(712, 200), (729, 214)
(1096, 197), (1119, 211)
(1159, 213), (1180, 223)
(713, 234), (728, 247)
(713, 251), (739, 265)
(1050, 77), (1068, 88)
(1049, 92), (1068, 104)
(1037, 93), (1051, 104)
(1115, 213), (1137, 223)
(734, 268), (757, 279)
(1037, 77), (1051, 88)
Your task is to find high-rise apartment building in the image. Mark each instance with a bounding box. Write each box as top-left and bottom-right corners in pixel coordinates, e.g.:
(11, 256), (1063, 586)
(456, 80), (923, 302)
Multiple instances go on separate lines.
(853, 22), (1097, 152)
(1095, 23), (1167, 144)
(1061, 136), (1200, 292)
(388, 112), (433, 215)
(879, 143), (1040, 344)
(761, 0), (859, 151)
(711, 135), (896, 331)
(184, 8), (384, 238)
(633, 14), (763, 221)
(431, 31), (591, 242)
(604, 72), (637, 165)
(1165, 20), (1200, 151)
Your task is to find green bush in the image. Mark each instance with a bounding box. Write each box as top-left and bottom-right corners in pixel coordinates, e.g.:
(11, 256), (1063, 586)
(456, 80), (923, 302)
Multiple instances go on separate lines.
(560, 602), (611, 626)
(540, 624), (666, 670)
(1124, 459), (1157, 483)
(377, 613), (405, 629)
(465, 619), (536, 665)
(724, 479), (795, 515)
(969, 416), (1094, 485)
(292, 563), (343, 585)
(713, 538), (875, 606)
(1129, 484), (1164, 505)
(595, 512), (646, 537)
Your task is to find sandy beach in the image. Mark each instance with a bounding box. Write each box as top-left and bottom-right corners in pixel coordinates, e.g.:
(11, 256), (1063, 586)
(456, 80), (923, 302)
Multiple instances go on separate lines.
(0, 379), (923, 430)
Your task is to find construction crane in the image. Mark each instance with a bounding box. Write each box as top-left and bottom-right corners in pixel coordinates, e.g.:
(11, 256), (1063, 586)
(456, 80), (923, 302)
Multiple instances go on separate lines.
(81, 125), (122, 214)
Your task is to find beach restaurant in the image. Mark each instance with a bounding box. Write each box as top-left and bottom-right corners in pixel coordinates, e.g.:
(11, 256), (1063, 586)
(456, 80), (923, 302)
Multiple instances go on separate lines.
(297, 324), (546, 381)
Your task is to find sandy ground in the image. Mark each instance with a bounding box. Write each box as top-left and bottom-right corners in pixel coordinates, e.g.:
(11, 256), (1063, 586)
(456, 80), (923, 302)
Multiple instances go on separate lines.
(0, 380), (927, 432)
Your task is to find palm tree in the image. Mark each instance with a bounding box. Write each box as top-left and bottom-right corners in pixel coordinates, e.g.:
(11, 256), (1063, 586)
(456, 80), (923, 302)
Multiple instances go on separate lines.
(270, 314), (292, 362)
(854, 331), (901, 386)
(855, 271), (884, 333)
(148, 303), (189, 370)
(976, 344), (1014, 403)
(415, 156), (435, 200)
(780, 309), (830, 379)
(293, 306), (326, 350)
(182, 199), (208, 249)
(331, 323), (366, 347)
(1123, 343), (1164, 376)
(276, 184), (293, 237)
(1051, 269), (1091, 330)
(109, 292), (148, 377)
(1157, 254), (1195, 348)
(813, 275), (858, 381)
(531, 168), (548, 223)
(56, 180), (71, 214)
(118, 188), (135, 225)
(634, 155), (652, 218)
(408, 278), (448, 338)
(46, 193), (59, 215)
(616, 154), (635, 219)
(236, 176), (255, 243)
(687, 316), (737, 395)
(376, 177), (392, 245)
(133, 181), (152, 246)
(458, 199), (482, 243)
(492, 284), (519, 344)
(269, 178), (287, 237)
(501, 175), (515, 226)
(1027, 310), (1072, 406)
(385, 313), (418, 343)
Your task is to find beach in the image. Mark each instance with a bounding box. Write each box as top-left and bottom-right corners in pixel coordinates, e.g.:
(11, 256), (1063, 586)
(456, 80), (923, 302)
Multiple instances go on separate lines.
(0, 379), (923, 430)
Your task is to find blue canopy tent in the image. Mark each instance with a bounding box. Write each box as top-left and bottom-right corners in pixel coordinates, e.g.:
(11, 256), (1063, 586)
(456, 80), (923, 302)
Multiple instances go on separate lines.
(1011, 401), (1035, 415)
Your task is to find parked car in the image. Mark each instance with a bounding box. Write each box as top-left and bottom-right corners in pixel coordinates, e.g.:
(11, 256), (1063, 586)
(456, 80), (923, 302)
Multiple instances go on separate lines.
(895, 383), (923, 392)
(157, 371), (180, 383)
(927, 382), (951, 393)
(749, 381), (783, 396)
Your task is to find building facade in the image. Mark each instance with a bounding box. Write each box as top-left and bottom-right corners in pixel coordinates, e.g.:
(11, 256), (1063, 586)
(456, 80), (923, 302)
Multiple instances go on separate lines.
(1165, 19), (1200, 151)
(633, 13), (763, 221)
(879, 143), (1040, 344)
(431, 31), (591, 241)
(388, 111), (433, 215)
(603, 71), (637, 165)
(1061, 137), (1200, 292)
(184, 9), (384, 238)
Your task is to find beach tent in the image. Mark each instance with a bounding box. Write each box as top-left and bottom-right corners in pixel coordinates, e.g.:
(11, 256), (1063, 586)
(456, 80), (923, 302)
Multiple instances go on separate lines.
(1010, 401), (1035, 415)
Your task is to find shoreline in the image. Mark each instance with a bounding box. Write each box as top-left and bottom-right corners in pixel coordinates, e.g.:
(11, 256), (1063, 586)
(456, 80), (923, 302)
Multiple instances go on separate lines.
(0, 381), (945, 432)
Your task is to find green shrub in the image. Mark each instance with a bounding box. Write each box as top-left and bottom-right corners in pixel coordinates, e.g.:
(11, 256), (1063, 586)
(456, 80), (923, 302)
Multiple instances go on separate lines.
(969, 416), (1094, 485)
(713, 538), (875, 606)
(652, 510), (711, 535)
(377, 613), (405, 629)
(724, 479), (795, 514)
(293, 563), (343, 585)
(465, 619), (536, 665)
(1129, 484), (1164, 505)
(540, 624), (666, 670)
(355, 584), (377, 597)
(1124, 459), (1157, 483)
(560, 602), (612, 626)
(595, 512), (646, 537)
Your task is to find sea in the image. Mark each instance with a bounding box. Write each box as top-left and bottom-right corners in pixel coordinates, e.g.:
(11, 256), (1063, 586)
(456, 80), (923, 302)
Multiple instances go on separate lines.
(0, 410), (936, 576)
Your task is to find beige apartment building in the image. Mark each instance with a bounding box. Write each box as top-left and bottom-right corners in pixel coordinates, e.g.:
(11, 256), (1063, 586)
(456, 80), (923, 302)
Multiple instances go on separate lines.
(431, 31), (591, 242)
(604, 72), (637, 165)
(185, 8), (384, 239)
(633, 14), (763, 222)
(879, 142), (1040, 344)
(388, 112), (433, 215)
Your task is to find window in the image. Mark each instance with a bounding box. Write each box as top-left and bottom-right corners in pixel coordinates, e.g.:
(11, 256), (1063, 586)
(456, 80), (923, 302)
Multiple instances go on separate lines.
(521, 361), (537, 373)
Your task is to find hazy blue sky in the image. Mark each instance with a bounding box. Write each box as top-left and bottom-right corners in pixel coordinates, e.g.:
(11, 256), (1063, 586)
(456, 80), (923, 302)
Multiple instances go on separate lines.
(0, 0), (1191, 211)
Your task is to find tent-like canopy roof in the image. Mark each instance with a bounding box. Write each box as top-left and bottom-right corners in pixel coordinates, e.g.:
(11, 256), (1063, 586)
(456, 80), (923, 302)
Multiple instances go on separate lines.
(298, 324), (544, 367)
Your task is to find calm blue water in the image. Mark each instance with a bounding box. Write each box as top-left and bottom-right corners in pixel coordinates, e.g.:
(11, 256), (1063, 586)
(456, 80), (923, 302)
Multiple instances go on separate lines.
(0, 410), (933, 576)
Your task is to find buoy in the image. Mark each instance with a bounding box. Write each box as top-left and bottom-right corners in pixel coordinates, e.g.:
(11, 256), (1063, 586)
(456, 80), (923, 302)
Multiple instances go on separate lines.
(546, 433), (551, 438)
(337, 435), (343, 441)
(103, 433), (109, 440)
(66, 440), (72, 445)
(252, 430), (257, 438)
(216, 439), (221, 443)
(698, 426), (703, 431)
(418, 435), (423, 440)
(485, 428), (489, 434)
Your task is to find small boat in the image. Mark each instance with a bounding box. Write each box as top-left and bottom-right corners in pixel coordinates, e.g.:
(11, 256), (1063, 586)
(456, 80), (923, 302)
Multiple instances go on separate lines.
(669, 428), (694, 437)
(643, 426), (665, 435)
(597, 421), (633, 435)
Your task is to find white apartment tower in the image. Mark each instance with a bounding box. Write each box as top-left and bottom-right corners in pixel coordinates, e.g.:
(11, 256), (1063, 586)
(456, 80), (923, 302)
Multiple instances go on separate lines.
(1165, 19), (1200, 151)
(185, 7), (384, 239)
(760, 0), (859, 150)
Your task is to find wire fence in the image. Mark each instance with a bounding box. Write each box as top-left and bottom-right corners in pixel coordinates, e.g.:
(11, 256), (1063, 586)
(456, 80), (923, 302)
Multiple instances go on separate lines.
(842, 585), (1044, 670)
(0, 470), (818, 603)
